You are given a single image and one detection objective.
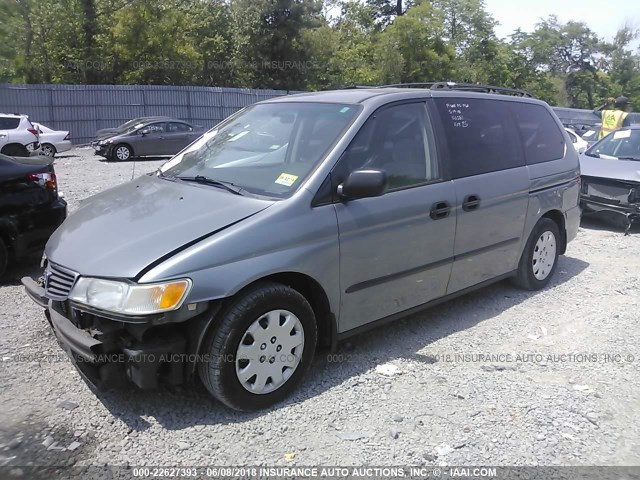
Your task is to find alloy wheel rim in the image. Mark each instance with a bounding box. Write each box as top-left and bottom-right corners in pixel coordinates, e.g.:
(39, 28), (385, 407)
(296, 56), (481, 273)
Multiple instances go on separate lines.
(43, 145), (54, 156)
(235, 309), (304, 395)
(532, 231), (557, 281)
(116, 147), (129, 160)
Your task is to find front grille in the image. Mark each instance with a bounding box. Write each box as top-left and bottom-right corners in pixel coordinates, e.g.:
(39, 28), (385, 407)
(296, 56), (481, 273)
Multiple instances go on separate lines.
(45, 263), (79, 301)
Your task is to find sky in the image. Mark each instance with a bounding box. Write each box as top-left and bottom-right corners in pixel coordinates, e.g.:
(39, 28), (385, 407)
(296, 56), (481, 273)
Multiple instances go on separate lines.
(483, 0), (640, 49)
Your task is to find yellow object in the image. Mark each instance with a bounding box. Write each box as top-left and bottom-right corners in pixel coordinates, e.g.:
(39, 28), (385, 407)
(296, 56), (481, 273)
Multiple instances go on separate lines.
(275, 173), (299, 187)
(599, 110), (628, 139)
(159, 281), (189, 309)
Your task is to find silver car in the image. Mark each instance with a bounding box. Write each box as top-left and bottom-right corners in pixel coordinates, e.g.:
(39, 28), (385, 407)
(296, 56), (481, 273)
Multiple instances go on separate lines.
(579, 125), (640, 233)
(23, 84), (581, 411)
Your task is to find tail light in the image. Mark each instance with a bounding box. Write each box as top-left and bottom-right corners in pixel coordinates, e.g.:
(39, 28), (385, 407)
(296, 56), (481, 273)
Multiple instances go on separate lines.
(64, 132), (70, 141)
(27, 127), (39, 137)
(27, 172), (58, 191)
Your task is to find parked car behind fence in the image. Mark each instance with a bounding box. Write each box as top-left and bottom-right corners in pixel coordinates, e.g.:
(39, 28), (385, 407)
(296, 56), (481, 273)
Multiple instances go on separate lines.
(32, 123), (71, 158)
(0, 113), (40, 157)
(94, 118), (205, 161)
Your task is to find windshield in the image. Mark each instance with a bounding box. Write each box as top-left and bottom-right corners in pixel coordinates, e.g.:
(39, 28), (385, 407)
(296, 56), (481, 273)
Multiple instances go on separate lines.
(585, 128), (640, 160)
(159, 102), (360, 198)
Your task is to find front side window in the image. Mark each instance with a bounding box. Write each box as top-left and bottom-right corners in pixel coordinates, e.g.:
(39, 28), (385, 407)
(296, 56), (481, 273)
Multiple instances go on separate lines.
(434, 98), (524, 178)
(160, 103), (360, 198)
(144, 123), (166, 134)
(335, 102), (439, 190)
(586, 128), (640, 161)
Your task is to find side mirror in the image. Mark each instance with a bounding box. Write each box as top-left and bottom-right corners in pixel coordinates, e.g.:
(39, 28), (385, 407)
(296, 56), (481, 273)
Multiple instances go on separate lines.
(337, 169), (387, 200)
(140, 129), (149, 136)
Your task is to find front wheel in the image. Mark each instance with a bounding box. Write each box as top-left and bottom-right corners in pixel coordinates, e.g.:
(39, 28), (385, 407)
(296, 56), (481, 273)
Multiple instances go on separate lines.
(513, 218), (560, 290)
(198, 283), (317, 411)
(111, 144), (132, 161)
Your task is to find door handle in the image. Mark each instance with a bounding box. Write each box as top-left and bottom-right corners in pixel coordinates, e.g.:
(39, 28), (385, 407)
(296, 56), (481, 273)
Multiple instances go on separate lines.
(430, 201), (451, 220)
(462, 194), (481, 212)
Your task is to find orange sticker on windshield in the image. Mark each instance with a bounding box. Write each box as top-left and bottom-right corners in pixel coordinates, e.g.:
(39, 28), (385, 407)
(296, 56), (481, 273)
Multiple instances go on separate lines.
(275, 173), (299, 187)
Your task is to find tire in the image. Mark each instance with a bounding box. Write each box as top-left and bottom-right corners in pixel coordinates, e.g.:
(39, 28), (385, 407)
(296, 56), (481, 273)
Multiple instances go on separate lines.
(513, 218), (561, 290)
(111, 144), (132, 161)
(198, 282), (317, 411)
(41, 143), (56, 157)
(1, 144), (27, 157)
(0, 238), (8, 280)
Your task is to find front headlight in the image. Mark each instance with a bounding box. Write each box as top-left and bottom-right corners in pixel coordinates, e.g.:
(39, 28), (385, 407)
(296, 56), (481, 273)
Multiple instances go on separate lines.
(98, 140), (106, 145)
(68, 278), (192, 315)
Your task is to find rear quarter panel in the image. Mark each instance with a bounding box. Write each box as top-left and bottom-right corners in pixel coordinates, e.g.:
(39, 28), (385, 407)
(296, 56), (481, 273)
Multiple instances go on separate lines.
(523, 133), (581, 249)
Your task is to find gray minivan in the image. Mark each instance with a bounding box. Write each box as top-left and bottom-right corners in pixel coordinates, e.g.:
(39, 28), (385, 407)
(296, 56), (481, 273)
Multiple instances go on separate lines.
(23, 83), (581, 411)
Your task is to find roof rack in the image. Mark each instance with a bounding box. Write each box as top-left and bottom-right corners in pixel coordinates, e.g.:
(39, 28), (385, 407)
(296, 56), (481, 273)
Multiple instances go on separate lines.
(376, 82), (534, 98)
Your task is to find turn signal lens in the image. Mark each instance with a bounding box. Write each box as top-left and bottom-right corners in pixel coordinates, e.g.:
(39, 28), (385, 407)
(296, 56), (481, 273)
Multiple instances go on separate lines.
(160, 282), (189, 309)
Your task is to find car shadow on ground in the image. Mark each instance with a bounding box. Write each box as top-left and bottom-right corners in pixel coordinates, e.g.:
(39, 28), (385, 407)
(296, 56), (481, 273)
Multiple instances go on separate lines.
(92, 254), (590, 431)
(580, 213), (640, 234)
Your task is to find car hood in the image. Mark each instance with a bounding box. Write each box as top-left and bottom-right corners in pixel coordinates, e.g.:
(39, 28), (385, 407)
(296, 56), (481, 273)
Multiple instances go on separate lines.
(579, 154), (640, 182)
(46, 175), (274, 278)
(95, 128), (118, 136)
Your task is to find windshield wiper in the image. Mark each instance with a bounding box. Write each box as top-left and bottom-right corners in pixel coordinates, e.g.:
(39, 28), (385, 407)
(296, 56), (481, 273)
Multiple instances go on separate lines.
(617, 156), (640, 161)
(177, 175), (244, 195)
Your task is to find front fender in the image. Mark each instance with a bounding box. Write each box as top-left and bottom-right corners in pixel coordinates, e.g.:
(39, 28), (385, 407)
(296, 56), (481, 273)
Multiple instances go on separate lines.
(138, 191), (341, 324)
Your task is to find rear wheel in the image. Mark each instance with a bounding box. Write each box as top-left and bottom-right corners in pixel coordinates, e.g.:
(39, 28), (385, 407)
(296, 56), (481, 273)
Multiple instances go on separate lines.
(1, 144), (27, 157)
(112, 144), (132, 161)
(41, 143), (56, 157)
(198, 283), (317, 411)
(514, 218), (560, 290)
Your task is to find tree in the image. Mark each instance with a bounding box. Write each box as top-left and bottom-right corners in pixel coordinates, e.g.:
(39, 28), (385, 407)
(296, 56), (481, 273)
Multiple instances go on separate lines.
(229, 0), (324, 89)
(375, 2), (454, 84)
(523, 16), (605, 107)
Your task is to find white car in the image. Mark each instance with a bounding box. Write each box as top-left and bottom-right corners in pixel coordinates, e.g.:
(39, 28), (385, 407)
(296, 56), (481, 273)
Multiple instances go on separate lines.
(33, 123), (72, 157)
(565, 127), (588, 154)
(0, 113), (40, 157)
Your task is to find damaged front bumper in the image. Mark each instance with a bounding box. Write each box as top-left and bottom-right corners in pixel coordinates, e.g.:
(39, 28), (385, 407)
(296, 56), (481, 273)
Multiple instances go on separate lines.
(21, 276), (217, 391)
(580, 176), (640, 234)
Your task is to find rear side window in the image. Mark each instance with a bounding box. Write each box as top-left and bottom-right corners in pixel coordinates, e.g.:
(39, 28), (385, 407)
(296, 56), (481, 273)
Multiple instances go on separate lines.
(433, 98), (524, 178)
(0, 117), (20, 129)
(510, 103), (565, 164)
(167, 122), (192, 132)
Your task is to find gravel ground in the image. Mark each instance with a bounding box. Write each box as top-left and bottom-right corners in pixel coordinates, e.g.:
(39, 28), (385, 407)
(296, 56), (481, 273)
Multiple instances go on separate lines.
(1, 147), (639, 469)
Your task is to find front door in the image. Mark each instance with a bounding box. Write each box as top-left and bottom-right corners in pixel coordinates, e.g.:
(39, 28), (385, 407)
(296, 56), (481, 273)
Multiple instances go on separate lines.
(136, 122), (167, 156)
(334, 102), (457, 333)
